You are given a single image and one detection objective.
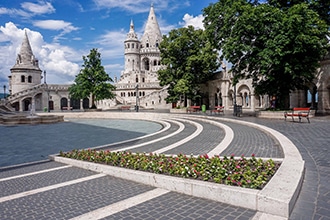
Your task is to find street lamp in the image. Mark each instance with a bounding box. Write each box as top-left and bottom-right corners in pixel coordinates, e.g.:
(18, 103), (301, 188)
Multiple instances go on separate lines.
(3, 85), (6, 100)
(135, 84), (139, 112)
(44, 70), (50, 112)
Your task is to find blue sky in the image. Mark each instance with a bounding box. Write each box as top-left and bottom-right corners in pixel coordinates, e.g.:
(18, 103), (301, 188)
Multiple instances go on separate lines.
(0, 0), (217, 93)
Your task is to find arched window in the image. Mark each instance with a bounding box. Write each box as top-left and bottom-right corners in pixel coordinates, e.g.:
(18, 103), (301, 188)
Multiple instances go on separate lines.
(28, 76), (32, 83)
(144, 59), (150, 70)
(146, 43), (149, 48)
(127, 44), (130, 48)
(154, 60), (157, 66)
(132, 43), (134, 48)
(21, 75), (25, 82)
(142, 78), (145, 83)
(156, 43), (159, 47)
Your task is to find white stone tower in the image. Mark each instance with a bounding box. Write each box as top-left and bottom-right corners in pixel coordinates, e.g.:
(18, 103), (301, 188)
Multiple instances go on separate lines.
(113, 4), (164, 107)
(9, 30), (42, 95)
(124, 20), (141, 73)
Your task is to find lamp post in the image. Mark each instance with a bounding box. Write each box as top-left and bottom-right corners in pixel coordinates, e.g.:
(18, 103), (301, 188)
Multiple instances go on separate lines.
(44, 70), (50, 112)
(135, 84), (139, 112)
(3, 85), (6, 100)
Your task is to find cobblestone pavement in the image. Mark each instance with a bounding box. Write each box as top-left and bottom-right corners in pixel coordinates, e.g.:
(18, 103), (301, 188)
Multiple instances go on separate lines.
(227, 115), (330, 220)
(0, 113), (329, 219)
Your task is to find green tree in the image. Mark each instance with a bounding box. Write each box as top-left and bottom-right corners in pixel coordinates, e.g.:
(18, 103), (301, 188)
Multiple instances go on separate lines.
(69, 48), (116, 109)
(158, 26), (219, 105)
(203, 0), (329, 108)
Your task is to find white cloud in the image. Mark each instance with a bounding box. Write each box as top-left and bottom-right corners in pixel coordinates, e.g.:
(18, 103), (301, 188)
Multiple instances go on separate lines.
(0, 22), (80, 85)
(92, 0), (188, 14)
(180, 14), (204, 30)
(21, 1), (55, 15)
(33, 20), (79, 32)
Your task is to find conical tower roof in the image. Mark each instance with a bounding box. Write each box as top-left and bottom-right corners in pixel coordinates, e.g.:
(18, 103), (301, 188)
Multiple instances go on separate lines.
(11, 30), (40, 70)
(126, 19), (138, 41)
(140, 4), (162, 48)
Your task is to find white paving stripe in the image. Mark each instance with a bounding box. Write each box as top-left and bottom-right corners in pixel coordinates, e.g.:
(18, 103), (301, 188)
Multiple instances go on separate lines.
(0, 173), (106, 203)
(114, 119), (185, 152)
(69, 188), (170, 220)
(0, 165), (72, 182)
(153, 118), (203, 154)
(91, 120), (171, 150)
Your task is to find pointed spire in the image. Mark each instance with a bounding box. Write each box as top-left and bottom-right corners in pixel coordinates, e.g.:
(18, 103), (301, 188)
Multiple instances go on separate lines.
(12, 29), (40, 70)
(126, 19), (138, 40)
(140, 4), (162, 48)
(19, 30), (34, 65)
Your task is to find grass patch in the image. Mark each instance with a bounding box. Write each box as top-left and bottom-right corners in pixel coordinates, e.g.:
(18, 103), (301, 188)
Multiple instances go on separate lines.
(59, 149), (280, 189)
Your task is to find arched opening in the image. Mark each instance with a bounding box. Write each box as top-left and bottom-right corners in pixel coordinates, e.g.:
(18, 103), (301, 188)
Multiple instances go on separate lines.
(61, 97), (68, 109)
(144, 58), (150, 71)
(21, 75), (25, 82)
(71, 98), (80, 109)
(23, 99), (31, 111)
(28, 76), (32, 83)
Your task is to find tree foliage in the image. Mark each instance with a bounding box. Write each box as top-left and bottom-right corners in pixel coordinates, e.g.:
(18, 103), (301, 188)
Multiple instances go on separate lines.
(203, 0), (329, 108)
(158, 26), (219, 105)
(69, 48), (116, 108)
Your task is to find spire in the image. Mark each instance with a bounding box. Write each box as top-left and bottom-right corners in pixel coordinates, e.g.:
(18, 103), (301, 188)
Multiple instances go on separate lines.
(140, 4), (162, 48)
(126, 19), (138, 40)
(19, 30), (34, 65)
(12, 30), (40, 70)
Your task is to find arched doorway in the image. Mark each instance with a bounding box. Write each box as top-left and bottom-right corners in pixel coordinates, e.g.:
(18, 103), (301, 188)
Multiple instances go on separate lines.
(61, 97), (68, 110)
(23, 99), (31, 111)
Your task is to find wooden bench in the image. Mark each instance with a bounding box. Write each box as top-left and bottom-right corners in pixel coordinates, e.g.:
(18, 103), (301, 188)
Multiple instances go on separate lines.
(62, 106), (73, 111)
(186, 106), (201, 113)
(121, 106), (131, 111)
(284, 107), (310, 123)
(211, 106), (224, 115)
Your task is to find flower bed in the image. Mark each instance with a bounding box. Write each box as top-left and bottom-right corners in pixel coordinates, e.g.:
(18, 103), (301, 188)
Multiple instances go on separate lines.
(59, 149), (280, 189)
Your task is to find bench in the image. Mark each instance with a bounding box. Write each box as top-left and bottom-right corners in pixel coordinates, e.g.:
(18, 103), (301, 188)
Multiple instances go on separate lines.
(186, 106), (200, 113)
(62, 106), (73, 111)
(121, 106), (131, 111)
(284, 107), (310, 123)
(211, 106), (224, 115)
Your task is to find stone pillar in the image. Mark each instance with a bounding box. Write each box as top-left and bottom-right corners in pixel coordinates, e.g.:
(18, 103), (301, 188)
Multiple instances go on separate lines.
(251, 94), (255, 111)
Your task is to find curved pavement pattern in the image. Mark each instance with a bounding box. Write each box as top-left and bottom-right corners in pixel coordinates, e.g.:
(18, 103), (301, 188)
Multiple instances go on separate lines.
(0, 111), (328, 219)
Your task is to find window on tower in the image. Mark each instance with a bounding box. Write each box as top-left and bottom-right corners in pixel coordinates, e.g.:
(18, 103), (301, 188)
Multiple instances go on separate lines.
(21, 75), (25, 82)
(146, 43), (149, 48)
(144, 59), (150, 70)
(132, 43), (134, 48)
(28, 76), (32, 83)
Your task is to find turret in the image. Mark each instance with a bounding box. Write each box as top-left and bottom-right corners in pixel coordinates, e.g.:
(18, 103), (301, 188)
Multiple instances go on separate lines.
(140, 4), (162, 72)
(9, 30), (42, 95)
(124, 20), (140, 73)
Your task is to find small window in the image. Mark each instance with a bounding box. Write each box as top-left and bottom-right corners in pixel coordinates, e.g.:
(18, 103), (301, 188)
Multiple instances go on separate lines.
(142, 78), (145, 83)
(28, 76), (32, 83)
(127, 44), (130, 48)
(136, 77), (138, 83)
(146, 43), (149, 48)
(156, 43), (159, 47)
(21, 75), (25, 82)
(132, 43), (134, 48)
